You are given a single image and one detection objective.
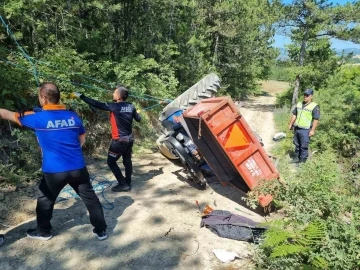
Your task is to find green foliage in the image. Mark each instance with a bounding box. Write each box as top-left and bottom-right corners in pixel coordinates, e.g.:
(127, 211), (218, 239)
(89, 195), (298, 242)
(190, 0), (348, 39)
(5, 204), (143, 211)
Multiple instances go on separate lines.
(287, 38), (340, 91)
(261, 221), (292, 248)
(314, 65), (360, 158)
(258, 220), (328, 269)
(0, 126), (41, 185)
(276, 0), (359, 105)
(275, 65), (360, 161)
(0, 0), (282, 188)
(112, 55), (178, 100)
(281, 151), (345, 221)
(253, 147), (360, 269)
(271, 244), (308, 258)
(201, 0), (278, 98)
(1, 1), (360, 269)
(254, 67), (360, 268)
(275, 89), (294, 108)
(0, 0), (280, 103)
(273, 106), (290, 132)
(269, 63), (294, 82)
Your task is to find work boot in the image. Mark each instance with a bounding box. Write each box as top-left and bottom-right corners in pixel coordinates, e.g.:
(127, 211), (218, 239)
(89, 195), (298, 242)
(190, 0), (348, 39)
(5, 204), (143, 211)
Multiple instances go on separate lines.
(111, 184), (131, 192)
(125, 178), (132, 188)
(26, 229), (52, 241)
(299, 158), (307, 163)
(93, 229), (108, 241)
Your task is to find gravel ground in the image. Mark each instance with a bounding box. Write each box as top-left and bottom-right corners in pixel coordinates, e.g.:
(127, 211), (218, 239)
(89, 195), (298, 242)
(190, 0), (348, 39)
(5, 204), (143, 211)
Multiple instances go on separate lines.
(0, 82), (286, 269)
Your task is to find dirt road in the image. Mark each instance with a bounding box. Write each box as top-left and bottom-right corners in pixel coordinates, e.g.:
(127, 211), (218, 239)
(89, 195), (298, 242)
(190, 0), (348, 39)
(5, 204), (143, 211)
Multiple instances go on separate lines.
(0, 81), (287, 270)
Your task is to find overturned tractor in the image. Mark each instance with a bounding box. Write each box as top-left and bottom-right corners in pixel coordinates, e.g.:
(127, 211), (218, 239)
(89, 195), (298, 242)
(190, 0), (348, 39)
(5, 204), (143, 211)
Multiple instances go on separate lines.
(156, 73), (220, 189)
(156, 74), (278, 207)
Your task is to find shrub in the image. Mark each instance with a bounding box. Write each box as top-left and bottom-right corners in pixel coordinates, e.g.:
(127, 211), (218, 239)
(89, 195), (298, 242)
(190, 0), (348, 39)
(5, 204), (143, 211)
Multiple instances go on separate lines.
(252, 103), (360, 269)
(269, 64), (294, 82)
(0, 125), (42, 186)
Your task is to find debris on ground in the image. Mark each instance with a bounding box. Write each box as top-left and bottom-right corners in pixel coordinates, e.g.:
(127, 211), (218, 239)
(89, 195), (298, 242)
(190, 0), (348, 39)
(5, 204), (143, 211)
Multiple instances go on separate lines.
(273, 132), (287, 141)
(213, 249), (240, 263)
(201, 210), (266, 243)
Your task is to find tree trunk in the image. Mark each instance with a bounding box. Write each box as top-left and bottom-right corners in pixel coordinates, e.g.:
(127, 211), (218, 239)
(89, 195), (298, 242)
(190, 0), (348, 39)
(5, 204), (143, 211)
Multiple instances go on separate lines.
(292, 74), (301, 110)
(212, 32), (219, 65)
(169, 0), (175, 37)
(291, 27), (308, 108)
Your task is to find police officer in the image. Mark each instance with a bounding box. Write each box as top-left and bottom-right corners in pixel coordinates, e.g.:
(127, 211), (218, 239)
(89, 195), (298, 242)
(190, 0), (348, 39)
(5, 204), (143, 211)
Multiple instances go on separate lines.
(73, 86), (141, 192)
(0, 82), (107, 241)
(288, 89), (320, 163)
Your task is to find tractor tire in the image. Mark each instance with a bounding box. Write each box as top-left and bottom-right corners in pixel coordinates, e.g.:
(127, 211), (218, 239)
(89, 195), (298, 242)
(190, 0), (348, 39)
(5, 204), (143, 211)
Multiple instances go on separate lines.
(167, 137), (206, 189)
(159, 73), (221, 121)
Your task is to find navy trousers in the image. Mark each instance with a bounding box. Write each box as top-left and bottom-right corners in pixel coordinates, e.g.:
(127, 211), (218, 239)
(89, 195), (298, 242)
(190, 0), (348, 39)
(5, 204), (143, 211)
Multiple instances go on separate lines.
(293, 128), (310, 161)
(107, 139), (133, 185)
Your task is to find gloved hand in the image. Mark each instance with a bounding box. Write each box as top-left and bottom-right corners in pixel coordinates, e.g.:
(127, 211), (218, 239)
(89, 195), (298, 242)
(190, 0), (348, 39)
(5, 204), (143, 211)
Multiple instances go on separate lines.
(70, 92), (82, 98)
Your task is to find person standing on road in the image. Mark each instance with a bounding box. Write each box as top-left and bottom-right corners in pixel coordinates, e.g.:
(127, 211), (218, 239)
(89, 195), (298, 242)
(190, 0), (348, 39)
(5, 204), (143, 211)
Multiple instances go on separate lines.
(73, 86), (141, 192)
(288, 89), (320, 163)
(0, 82), (107, 241)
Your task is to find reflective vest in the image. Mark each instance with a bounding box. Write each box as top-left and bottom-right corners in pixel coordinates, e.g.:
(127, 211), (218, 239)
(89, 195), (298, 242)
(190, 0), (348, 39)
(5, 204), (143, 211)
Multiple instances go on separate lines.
(294, 102), (317, 129)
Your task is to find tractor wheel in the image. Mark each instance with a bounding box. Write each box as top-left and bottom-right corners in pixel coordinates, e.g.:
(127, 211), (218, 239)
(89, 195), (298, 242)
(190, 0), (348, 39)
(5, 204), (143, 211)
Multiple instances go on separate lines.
(167, 137), (206, 189)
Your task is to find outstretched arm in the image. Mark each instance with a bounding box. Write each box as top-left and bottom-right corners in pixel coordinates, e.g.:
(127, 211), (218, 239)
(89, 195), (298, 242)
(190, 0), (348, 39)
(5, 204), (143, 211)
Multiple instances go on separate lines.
(133, 108), (141, 122)
(0, 109), (18, 124)
(80, 95), (111, 111)
(73, 93), (111, 111)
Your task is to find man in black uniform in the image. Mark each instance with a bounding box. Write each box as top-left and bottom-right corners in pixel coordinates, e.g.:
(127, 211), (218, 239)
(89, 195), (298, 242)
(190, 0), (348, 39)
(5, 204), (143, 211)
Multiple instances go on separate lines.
(73, 86), (141, 192)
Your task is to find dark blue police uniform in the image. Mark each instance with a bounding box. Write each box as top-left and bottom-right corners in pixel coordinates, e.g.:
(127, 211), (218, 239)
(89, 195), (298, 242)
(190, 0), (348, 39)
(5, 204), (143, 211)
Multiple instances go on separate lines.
(292, 103), (320, 162)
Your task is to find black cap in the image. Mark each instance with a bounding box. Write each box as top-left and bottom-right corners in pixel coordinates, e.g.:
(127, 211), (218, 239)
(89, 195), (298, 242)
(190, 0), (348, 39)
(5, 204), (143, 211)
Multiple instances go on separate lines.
(304, 89), (314, 95)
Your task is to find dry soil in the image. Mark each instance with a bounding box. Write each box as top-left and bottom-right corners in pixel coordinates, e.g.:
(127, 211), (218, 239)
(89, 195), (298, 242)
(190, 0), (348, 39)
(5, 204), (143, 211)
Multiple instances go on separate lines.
(0, 80), (288, 270)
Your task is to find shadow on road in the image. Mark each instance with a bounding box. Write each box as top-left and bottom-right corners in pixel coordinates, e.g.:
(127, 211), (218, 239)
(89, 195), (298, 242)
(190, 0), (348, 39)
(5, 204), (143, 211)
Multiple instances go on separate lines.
(1, 196), (133, 247)
(0, 194), (199, 270)
(206, 176), (270, 217)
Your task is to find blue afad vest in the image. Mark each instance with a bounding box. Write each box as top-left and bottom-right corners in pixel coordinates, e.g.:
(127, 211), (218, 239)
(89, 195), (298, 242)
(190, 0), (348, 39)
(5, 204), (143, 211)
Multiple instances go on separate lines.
(294, 102), (317, 129)
(16, 105), (86, 173)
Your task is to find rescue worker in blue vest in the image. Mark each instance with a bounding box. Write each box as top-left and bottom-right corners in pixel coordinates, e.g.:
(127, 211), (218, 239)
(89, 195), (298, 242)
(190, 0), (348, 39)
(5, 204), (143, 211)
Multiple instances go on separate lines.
(0, 82), (107, 241)
(72, 86), (141, 192)
(288, 88), (320, 164)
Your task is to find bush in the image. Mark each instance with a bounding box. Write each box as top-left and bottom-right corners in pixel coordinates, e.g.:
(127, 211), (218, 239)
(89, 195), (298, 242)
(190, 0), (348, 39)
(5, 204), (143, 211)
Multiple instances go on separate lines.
(252, 95), (360, 269)
(314, 66), (360, 158)
(0, 125), (42, 186)
(253, 146), (360, 269)
(269, 63), (294, 82)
